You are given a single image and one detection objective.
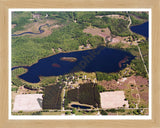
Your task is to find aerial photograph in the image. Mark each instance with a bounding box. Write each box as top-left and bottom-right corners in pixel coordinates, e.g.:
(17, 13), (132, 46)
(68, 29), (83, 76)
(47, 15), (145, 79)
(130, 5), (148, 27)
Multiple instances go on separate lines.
(11, 10), (149, 116)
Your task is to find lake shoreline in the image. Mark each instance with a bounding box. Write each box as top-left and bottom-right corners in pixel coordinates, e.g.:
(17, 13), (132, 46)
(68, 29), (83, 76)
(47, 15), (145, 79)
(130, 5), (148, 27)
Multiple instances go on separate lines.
(130, 21), (149, 39)
(12, 46), (132, 70)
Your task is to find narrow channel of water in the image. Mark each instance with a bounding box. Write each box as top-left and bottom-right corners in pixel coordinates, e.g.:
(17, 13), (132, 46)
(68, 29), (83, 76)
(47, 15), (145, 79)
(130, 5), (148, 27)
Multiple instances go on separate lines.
(12, 24), (49, 36)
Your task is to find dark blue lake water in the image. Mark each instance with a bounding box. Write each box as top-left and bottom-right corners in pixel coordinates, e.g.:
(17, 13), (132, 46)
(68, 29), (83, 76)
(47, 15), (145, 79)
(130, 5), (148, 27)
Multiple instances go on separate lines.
(71, 104), (91, 109)
(130, 21), (149, 39)
(13, 46), (134, 83)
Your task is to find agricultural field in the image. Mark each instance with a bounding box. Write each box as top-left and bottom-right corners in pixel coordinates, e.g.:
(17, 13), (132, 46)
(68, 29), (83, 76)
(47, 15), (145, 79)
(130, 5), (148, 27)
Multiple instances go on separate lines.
(65, 83), (100, 108)
(42, 84), (63, 109)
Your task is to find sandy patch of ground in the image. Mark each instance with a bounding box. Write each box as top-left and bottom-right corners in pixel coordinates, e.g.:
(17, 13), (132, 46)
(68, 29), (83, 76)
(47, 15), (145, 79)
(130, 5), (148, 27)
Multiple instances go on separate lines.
(100, 91), (129, 109)
(109, 36), (139, 47)
(83, 26), (111, 39)
(109, 36), (129, 44)
(12, 24), (16, 28)
(95, 15), (127, 20)
(13, 94), (43, 112)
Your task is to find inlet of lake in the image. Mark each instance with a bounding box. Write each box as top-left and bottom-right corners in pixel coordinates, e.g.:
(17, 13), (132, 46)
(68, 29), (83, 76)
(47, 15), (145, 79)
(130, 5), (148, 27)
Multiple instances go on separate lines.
(130, 21), (149, 39)
(13, 46), (134, 83)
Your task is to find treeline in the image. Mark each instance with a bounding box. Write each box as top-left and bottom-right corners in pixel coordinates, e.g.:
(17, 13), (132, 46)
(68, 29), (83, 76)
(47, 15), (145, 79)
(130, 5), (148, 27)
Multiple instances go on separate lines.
(12, 36), (53, 67)
(96, 72), (119, 81)
(12, 12), (33, 32)
(128, 11), (148, 20)
(130, 15), (145, 26)
(95, 11), (128, 16)
(12, 68), (26, 87)
(98, 16), (131, 36)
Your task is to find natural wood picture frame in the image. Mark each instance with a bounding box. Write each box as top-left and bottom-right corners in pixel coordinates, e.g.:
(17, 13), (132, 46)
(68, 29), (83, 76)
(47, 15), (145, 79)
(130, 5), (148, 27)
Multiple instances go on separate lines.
(0, 0), (160, 128)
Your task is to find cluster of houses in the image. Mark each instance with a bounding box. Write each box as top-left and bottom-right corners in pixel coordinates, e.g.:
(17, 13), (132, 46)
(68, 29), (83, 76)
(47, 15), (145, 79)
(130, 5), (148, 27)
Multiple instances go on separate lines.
(58, 74), (96, 90)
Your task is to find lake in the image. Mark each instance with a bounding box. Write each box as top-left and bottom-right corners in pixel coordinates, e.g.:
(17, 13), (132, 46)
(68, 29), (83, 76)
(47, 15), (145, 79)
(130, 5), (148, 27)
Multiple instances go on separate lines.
(13, 46), (134, 83)
(130, 21), (149, 39)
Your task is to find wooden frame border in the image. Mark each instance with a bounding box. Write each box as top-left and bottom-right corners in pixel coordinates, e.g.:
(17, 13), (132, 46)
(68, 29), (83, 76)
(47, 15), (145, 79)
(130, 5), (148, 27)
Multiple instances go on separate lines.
(0, 0), (160, 128)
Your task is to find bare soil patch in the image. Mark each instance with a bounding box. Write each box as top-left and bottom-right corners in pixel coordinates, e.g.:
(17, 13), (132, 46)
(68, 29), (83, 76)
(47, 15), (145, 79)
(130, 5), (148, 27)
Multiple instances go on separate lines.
(95, 14), (127, 20)
(109, 36), (128, 44)
(12, 24), (16, 28)
(83, 26), (111, 39)
(13, 94), (43, 112)
(100, 91), (129, 109)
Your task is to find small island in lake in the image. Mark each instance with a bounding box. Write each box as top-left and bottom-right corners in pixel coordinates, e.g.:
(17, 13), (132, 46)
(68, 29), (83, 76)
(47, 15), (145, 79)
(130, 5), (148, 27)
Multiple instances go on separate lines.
(60, 57), (77, 62)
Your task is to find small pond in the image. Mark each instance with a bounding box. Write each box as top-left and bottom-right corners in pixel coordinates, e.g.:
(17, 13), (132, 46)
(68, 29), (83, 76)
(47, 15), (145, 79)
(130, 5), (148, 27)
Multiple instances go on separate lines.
(71, 104), (91, 109)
